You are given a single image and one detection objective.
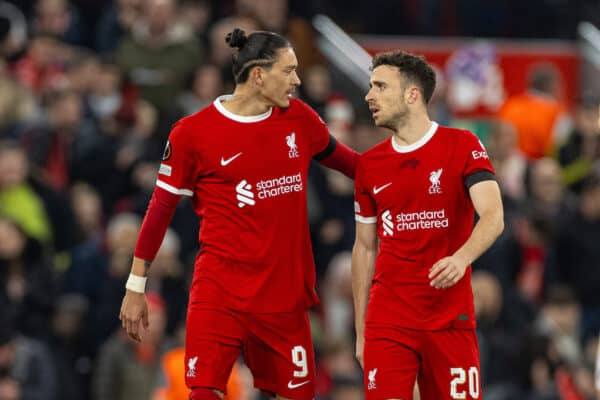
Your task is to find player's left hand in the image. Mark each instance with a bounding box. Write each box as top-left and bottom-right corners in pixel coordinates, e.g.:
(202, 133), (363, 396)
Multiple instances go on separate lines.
(428, 256), (468, 289)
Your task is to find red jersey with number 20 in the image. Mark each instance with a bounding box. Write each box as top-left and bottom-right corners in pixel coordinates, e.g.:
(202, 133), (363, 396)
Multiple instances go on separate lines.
(157, 96), (330, 313)
(354, 123), (495, 330)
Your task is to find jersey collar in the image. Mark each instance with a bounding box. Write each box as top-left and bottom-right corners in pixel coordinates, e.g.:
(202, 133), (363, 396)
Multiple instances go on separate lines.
(391, 121), (439, 153)
(213, 95), (273, 123)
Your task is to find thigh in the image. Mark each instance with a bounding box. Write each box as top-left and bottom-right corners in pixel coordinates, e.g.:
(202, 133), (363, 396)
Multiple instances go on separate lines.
(363, 328), (420, 400)
(244, 310), (315, 400)
(185, 305), (243, 393)
(419, 329), (481, 400)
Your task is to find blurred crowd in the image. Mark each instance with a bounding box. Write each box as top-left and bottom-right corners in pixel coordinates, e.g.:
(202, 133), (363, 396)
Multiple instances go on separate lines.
(0, 1), (599, 400)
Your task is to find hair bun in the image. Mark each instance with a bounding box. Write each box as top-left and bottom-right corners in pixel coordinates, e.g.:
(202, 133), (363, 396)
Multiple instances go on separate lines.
(226, 28), (248, 49)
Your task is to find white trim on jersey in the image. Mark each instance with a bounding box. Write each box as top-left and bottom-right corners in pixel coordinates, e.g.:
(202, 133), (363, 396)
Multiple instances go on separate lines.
(156, 180), (194, 197)
(214, 95), (273, 123)
(391, 121), (439, 153)
(355, 215), (377, 224)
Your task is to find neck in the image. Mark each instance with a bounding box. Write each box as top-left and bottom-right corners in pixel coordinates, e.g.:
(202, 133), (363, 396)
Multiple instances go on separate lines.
(221, 86), (272, 116)
(393, 110), (433, 146)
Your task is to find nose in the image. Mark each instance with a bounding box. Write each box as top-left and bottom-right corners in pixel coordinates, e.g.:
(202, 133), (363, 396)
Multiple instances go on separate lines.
(292, 71), (301, 86)
(365, 89), (373, 103)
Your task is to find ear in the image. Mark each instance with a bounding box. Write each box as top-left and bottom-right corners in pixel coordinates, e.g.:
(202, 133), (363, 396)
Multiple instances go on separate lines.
(250, 66), (264, 87)
(406, 86), (419, 104)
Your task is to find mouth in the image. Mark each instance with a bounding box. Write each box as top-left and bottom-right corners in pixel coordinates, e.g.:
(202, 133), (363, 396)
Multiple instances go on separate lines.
(286, 88), (296, 98)
(369, 106), (379, 117)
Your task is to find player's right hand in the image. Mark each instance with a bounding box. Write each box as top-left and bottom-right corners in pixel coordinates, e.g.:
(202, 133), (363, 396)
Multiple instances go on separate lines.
(355, 335), (365, 369)
(119, 290), (149, 342)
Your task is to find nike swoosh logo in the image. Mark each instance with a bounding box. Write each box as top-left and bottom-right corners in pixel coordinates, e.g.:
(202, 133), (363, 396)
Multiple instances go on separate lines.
(220, 152), (242, 166)
(287, 380), (310, 389)
(373, 182), (392, 195)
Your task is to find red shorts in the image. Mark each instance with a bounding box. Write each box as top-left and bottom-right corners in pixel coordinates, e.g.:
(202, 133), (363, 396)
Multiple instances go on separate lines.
(364, 325), (481, 400)
(184, 304), (315, 400)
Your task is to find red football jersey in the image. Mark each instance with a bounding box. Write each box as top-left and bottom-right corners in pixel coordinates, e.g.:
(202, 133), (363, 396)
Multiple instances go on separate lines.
(157, 96), (330, 312)
(354, 123), (495, 330)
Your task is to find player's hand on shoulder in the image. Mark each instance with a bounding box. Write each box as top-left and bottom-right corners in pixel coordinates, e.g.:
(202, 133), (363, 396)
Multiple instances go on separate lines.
(428, 256), (468, 289)
(119, 291), (149, 342)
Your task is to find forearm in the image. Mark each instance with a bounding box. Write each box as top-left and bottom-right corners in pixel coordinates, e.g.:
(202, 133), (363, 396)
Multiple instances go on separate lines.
(132, 186), (180, 269)
(315, 137), (359, 179)
(454, 210), (504, 265)
(351, 243), (376, 337)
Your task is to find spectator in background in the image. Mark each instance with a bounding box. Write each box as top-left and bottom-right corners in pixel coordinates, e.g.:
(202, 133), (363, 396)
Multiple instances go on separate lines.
(558, 95), (600, 194)
(93, 292), (170, 400)
(0, 60), (36, 139)
(207, 15), (259, 90)
(236, 0), (323, 73)
(472, 270), (533, 398)
(0, 316), (58, 400)
(0, 1), (28, 57)
(46, 293), (93, 400)
(21, 89), (100, 192)
(12, 33), (65, 94)
(0, 141), (52, 245)
(95, 0), (144, 54)
(497, 64), (570, 159)
(176, 64), (224, 117)
(300, 64), (332, 117)
(321, 251), (354, 342)
(145, 228), (187, 335)
(487, 120), (527, 205)
(0, 216), (55, 338)
(552, 175), (600, 340)
(116, 0), (204, 115)
(32, 0), (86, 46)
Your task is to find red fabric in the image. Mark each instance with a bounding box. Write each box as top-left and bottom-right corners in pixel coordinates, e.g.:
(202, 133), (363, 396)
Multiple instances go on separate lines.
(157, 98), (332, 312)
(318, 141), (359, 179)
(45, 133), (69, 190)
(133, 186), (180, 261)
(189, 387), (222, 400)
(354, 124), (495, 330)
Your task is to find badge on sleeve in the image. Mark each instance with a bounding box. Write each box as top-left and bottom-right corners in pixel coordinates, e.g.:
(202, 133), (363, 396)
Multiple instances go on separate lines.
(162, 140), (172, 161)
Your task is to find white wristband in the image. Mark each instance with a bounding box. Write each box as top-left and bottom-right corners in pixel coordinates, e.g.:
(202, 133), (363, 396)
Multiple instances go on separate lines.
(126, 274), (147, 293)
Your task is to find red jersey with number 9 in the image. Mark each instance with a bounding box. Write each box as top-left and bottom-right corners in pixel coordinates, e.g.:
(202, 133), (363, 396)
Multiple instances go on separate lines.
(157, 96), (330, 313)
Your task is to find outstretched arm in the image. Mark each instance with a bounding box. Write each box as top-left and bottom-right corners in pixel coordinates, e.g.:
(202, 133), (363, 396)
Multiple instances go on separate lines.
(429, 180), (504, 288)
(119, 186), (180, 341)
(351, 221), (378, 368)
(314, 135), (359, 179)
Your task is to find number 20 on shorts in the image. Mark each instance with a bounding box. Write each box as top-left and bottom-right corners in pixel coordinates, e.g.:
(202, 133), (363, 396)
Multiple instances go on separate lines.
(450, 366), (480, 399)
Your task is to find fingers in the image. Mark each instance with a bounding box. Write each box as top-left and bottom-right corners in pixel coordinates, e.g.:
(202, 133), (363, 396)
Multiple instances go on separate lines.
(429, 259), (462, 289)
(119, 294), (147, 342)
(127, 318), (141, 342)
(428, 258), (449, 280)
(142, 308), (149, 329)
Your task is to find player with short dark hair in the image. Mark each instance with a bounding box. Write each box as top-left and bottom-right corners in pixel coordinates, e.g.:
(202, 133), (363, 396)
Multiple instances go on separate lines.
(119, 28), (358, 400)
(352, 50), (504, 400)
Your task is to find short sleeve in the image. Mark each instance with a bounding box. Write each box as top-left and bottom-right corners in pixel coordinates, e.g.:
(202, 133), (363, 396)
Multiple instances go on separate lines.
(354, 159), (377, 224)
(156, 121), (199, 197)
(462, 131), (495, 184)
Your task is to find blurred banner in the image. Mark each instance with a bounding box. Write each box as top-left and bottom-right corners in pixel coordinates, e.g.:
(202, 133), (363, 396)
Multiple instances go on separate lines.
(356, 36), (580, 118)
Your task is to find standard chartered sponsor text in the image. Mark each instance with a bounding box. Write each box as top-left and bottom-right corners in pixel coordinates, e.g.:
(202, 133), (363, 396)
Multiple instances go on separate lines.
(395, 209), (449, 231)
(256, 173), (303, 199)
